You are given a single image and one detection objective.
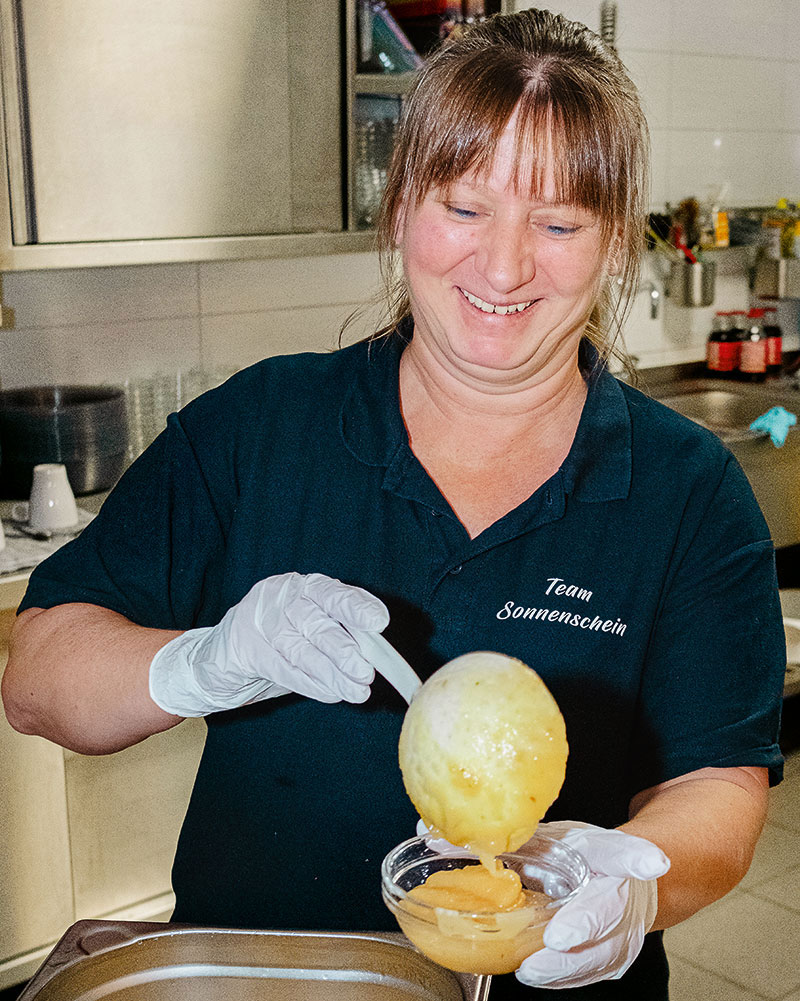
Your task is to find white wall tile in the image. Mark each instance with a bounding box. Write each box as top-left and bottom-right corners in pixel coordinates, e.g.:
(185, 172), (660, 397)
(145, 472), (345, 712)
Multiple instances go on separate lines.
(624, 50), (671, 131)
(198, 252), (381, 315)
(666, 130), (783, 207)
(199, 303), (382, 371)
(648, 128), (671, 209)
(670, 0), (794, 60)
(783, 62), (800, 133)
(776, 133), (800, 198)
(672, 55), (785, 132)
(0, 318), (201, 389)
(1, 265), (199, 330)
(614, 3), (672, 53)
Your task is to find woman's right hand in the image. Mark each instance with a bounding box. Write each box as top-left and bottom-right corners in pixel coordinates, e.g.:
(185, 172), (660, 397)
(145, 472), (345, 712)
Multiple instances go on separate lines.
(148, 572), (389, 717)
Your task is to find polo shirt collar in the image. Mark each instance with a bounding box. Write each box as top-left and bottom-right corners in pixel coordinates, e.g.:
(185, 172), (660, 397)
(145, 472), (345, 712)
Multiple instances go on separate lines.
(340, 325), (632, 505)
(561, 345), (632, 503)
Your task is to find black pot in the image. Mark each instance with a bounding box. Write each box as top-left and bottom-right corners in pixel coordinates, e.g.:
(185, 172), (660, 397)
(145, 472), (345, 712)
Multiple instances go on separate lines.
(0, 385), (129, 497)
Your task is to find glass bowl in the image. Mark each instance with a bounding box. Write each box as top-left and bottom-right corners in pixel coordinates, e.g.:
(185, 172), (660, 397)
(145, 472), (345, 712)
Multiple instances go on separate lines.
(381, 833), (589, 975)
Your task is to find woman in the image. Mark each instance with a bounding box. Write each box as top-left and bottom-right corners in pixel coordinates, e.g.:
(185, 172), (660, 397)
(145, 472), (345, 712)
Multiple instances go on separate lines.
(2, 10), (784, 999)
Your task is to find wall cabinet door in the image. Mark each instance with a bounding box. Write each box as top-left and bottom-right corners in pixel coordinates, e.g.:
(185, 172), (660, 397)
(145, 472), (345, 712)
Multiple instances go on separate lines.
(65, 720), (206, 921)
(0, 0), (346, 264)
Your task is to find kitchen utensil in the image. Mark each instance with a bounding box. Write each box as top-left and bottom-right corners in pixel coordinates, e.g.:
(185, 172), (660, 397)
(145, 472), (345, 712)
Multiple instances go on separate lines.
(0, 386), (128, 497)
(17, 920), (491, 1000)
(666, 259), (716, 307)
(349, 628), (422, 703)
(12, 463), (78, 534)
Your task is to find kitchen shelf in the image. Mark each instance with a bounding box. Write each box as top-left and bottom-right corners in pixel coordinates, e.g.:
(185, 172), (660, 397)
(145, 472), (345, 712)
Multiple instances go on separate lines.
(354, 71), (418, 95)
(345, 1), (512, 232)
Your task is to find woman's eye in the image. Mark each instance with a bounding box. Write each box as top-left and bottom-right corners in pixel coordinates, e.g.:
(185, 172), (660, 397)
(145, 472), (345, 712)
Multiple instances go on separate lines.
(543, 223), (580, 237)
(446, 204), (479, 219)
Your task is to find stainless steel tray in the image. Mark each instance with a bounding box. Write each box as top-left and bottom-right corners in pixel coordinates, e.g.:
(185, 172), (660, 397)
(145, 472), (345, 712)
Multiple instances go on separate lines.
(18, 921), (492, 1000)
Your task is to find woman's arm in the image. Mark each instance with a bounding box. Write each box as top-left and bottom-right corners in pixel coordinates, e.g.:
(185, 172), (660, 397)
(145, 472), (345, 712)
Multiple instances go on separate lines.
(620, 765), (769, 929)
(2, 604), (184, 755)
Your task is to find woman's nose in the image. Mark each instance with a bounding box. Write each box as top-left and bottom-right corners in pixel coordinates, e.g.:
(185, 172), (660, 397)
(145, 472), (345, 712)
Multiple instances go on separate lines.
(474, 222), (535, 294)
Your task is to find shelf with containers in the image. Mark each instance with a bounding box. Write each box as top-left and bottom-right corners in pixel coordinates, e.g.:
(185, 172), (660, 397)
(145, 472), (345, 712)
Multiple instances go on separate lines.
(345, 2), (511, 232)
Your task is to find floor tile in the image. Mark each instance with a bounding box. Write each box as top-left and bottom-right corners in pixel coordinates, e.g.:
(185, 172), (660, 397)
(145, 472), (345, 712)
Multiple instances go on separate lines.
(741, 822), (800, 890)
(667, 954), (770, 1001)
(781, 747), (800, 779)
(664, 890), (800, 999)
(749, 864), (800, 913)
(768, 776), (800, 833)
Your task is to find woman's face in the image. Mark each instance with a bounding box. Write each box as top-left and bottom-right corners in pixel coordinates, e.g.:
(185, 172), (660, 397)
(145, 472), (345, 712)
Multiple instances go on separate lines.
(398, 115), (614, 388)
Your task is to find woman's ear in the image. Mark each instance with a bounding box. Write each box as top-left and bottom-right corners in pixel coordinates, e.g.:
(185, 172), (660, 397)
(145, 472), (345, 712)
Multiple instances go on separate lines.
(606, 228), (624, 276)
(393, 206), (406, 247)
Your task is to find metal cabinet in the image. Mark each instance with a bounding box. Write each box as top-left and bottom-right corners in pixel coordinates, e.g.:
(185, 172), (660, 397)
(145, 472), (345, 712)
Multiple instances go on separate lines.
(0, 0), (369, 270)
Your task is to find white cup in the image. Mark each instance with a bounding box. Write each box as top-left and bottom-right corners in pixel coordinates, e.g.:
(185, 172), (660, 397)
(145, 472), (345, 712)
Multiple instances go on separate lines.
(12, 463), (79, 534)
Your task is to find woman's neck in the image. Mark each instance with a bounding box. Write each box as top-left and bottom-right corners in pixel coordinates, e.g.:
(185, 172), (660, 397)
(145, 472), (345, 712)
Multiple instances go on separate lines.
(398, 337), (589, 537)
(398, 335), (587, 455)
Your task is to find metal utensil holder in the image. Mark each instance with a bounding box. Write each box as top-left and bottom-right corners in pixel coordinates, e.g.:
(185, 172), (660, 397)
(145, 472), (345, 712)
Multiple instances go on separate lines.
(667, 259), (716, 307)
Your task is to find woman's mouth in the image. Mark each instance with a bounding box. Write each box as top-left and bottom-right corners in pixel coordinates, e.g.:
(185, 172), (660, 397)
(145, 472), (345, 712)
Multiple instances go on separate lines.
(458, 287), (536, 315)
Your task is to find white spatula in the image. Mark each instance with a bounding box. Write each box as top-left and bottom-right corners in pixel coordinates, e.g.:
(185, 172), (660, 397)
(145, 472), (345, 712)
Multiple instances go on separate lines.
(348, 628), (422, 705)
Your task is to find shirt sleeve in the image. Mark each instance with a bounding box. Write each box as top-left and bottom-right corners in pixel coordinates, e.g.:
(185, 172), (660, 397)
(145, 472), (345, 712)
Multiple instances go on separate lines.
(18, 405), (232, 631)
(630, 454), (785, 791)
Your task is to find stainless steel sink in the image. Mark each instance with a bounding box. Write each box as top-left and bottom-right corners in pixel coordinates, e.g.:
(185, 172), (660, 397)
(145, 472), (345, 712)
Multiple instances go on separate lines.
(657, 388), (771, 442)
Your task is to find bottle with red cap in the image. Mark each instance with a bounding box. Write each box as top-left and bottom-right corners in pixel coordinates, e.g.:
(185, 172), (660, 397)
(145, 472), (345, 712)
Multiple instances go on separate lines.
(705, 311), (739, 378)
(738, 308), (767, 382)
(762, 304), (783, 375)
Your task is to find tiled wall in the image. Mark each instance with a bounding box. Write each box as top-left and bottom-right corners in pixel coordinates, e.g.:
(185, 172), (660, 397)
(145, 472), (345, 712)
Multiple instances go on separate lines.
(0, 256), (384, 390)
(1, 0), (798, 389)
(548, 0), (800, 210)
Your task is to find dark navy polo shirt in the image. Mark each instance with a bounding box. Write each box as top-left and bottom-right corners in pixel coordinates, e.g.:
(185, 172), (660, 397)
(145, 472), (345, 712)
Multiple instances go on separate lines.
(19, 332), (785, 999)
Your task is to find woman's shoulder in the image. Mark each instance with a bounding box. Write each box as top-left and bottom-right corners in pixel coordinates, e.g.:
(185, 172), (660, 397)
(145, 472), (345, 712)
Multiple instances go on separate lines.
(228, 340), (365, 394)
(186, 341), (369, 423)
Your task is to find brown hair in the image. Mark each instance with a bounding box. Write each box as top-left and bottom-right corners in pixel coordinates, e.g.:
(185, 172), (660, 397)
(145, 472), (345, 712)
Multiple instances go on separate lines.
(370, 8), (650, 367)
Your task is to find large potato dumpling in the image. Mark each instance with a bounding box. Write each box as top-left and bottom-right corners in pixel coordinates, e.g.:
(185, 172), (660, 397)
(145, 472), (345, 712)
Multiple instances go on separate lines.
(398, 652), (567, 854)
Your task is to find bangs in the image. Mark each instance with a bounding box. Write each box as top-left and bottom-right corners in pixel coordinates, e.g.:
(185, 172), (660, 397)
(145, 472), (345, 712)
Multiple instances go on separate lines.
(396, 49), (634, 239)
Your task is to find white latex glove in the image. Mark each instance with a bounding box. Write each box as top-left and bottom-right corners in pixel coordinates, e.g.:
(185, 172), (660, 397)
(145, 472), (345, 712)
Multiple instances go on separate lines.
(416, 817), (471, 856)
(149, 572), (389, 716)
(516, 821), (670, 989)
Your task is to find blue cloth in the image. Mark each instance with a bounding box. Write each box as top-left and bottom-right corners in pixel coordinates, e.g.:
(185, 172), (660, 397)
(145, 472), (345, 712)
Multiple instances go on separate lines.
(750, 405), (797, 447)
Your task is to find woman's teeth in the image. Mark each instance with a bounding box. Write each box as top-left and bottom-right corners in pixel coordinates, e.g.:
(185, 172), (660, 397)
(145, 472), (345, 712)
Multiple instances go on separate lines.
(459, 288), (534, 314)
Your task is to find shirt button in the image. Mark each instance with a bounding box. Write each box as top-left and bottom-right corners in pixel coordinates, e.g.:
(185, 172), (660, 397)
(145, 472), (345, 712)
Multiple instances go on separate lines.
(431, 509), (442, 518)
(449, 565), (463, 575)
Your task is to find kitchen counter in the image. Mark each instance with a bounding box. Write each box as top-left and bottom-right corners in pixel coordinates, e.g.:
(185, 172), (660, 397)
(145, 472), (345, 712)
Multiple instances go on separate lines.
(0, 491), (108, 610)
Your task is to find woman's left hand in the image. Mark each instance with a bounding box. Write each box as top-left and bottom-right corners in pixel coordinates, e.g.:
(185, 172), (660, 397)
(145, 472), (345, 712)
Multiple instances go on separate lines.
(516, 821), (670, 989)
